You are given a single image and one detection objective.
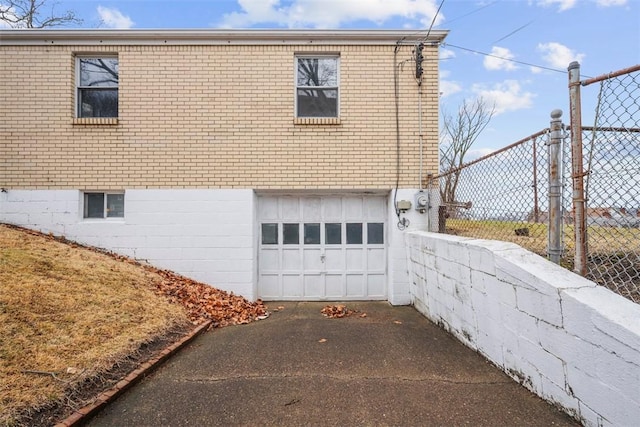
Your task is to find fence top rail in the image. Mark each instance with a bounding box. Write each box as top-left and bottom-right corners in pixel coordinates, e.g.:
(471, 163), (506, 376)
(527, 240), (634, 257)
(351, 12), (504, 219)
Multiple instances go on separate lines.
(569, 126), (640, 134)
(581, 64), (640, 87)
(433, 128), (549, 180)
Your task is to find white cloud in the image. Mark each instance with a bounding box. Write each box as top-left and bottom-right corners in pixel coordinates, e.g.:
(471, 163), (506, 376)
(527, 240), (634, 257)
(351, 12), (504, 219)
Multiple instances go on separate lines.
(220, 0), (443, 29)
(467, 147), (497, 160)
(596, 0), (627, 6)
(97, 6), (134, 29)
(439, 79), (462, 98)
(472, 80), (535, 115)
(439, 48), (456, 60)
(534, 0), (577, 12)
(439, 70), (462, 97)
(484, 46), (518, 71)
(537, 42), (585, 70)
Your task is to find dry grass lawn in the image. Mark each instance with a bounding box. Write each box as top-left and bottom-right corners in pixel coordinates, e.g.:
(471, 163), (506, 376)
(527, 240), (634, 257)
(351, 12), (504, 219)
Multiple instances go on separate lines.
(0, 224), (190, 425)
(445, 218), (640, 303)
(445, 218), (640, 255)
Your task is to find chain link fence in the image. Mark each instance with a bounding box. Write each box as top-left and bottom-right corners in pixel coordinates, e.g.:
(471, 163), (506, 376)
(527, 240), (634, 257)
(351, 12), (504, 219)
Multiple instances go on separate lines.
(434, 63), (640, 304)
(573, 65), (640, 302)
(434, 129), (556, 258)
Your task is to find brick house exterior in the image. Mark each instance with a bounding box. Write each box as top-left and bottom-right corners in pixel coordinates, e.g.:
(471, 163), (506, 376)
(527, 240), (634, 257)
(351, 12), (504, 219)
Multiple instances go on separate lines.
(0, 29), (447, 303)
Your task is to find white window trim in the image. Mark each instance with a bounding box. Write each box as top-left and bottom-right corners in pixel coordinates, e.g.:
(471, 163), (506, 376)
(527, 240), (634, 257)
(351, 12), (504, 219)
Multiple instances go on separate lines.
(294, 54), (340, 120)
(75, 54), (119, 119)
(81, 191), (125, 221)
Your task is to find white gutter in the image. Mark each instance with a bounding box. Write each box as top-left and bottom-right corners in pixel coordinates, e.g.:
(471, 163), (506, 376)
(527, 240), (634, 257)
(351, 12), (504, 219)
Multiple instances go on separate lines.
(0, 28), (448, 46)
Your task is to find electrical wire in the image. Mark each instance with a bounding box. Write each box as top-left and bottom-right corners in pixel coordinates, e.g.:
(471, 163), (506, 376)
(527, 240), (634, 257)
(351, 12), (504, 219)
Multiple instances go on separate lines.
(442, 42), (568, 74)
(445, 1), (497, 25)
(422, 0), (446, 43)
(492, 19), (536, 44)
(393, 42), (403, 226)
(417, 77), (424, 190)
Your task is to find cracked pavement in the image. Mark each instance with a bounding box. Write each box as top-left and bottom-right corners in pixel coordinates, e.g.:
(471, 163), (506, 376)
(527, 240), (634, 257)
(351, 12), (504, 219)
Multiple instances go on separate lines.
(88, 302), (578, 426)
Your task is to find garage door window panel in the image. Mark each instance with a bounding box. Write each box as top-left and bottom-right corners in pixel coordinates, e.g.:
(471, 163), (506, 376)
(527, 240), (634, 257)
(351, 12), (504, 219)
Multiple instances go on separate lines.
(283, 223), (300, 245)
(346, 223), (363, 244)
(367, 223), (384, 244)
(262, 223), (279, 244)
(304, 223), (321, 244)
(325, 223), (342, 244)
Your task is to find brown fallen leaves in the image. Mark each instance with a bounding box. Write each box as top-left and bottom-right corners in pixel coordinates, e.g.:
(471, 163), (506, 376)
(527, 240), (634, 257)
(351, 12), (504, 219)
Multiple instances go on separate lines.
(321, 304), (367, 319)
(152, 269), (267, 327)
(7, 223), (269, 328)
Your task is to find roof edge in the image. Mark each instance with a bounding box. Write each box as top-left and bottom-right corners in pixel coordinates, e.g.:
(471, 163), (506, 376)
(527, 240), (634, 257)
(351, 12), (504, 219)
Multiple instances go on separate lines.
(0, 28), (448, 46)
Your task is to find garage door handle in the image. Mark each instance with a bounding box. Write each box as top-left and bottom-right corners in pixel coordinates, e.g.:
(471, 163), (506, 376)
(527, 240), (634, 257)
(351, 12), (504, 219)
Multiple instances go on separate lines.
(320, 254), (326, 263)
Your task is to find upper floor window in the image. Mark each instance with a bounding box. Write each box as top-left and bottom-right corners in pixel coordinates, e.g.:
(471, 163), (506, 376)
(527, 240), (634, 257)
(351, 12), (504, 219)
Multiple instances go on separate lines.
(77, 57), (119, 118)
(296, 55), (339, 118)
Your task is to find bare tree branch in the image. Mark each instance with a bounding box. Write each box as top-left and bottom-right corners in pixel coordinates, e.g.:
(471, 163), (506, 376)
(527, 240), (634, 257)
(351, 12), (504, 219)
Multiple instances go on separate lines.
(440, 97), (495, 207)
(0, 0), (81, 28)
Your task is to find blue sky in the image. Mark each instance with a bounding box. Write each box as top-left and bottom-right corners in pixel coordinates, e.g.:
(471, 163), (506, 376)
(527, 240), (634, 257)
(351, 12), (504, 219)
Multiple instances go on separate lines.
(4, 0), (639, 156)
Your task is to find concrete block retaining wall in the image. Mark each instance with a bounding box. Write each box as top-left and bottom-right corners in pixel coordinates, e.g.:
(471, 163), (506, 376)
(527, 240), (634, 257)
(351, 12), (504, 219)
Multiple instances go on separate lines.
(0, 188), (429, 305)
(0, 189), (257, 298)
(405, 231), (640, 426)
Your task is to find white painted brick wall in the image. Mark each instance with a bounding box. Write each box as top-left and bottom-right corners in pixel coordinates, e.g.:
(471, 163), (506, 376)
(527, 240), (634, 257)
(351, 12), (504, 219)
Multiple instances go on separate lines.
(387, 188), (437, 305)
(0, 189), (257, 299)
(405, 231), (640, 427)
(1, 189), (423, 305)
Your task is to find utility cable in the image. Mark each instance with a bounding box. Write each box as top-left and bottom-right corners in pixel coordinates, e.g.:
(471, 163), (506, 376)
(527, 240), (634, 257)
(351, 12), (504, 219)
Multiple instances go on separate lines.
(422, 0), (446, 43)
(442, 42), (568, 74)
(393, 42), (403, 228)
(445, 1), (497, 25)
(492, 19), (536, 44)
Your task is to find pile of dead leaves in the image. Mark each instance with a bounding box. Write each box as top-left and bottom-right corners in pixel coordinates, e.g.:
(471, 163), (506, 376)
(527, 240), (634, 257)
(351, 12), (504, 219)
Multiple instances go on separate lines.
(152, 269), (268, 326)
(5, 223), (269, 327)
(1, 223), (270, 426)
(321, 304), (366, 319)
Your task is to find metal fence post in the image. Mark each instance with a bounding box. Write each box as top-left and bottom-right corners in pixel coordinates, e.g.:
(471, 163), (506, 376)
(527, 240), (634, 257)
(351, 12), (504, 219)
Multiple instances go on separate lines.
(532, 137), (539, 224)
(548, 109), (563, 264)
(568, 61), (588, 276)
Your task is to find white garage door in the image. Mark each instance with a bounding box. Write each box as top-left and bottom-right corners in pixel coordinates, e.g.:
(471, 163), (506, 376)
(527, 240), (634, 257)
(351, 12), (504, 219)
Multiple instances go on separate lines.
(258, 195), (387, 300)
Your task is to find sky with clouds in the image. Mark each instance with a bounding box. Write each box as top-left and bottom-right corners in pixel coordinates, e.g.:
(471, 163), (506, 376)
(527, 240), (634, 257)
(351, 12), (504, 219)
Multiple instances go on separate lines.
(2, 0), (638, 156)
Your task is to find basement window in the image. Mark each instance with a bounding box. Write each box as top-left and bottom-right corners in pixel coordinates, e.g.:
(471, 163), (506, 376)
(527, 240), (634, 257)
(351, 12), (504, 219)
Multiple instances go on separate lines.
(83, 192), (124, 219)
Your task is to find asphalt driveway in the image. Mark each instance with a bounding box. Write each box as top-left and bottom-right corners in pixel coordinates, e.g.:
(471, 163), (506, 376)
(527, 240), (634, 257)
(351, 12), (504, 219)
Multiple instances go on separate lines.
(88, 302), (577, 426)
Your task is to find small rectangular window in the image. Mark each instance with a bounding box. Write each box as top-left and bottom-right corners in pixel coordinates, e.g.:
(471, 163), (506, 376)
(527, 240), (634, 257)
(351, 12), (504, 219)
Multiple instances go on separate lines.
(296, 56), (339, 118)
(84, 193), (104, 218)
(304, 223), (320, 244)
(283, 223), (300, 245)
(346, 223), (363, 244)
(262, 223), (278, 245)
(325, 223), (341, 244)
(77, 57), (119, 118)
(367, 223), (384, 244)
(84, 192), (124, 219)
(106, 193), (124, 217)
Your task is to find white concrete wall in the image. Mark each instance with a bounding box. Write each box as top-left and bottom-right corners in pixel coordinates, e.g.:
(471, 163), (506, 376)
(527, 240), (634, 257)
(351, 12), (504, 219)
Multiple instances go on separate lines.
(404, 231), (640, 426)
(387, 188), (437, 305)
(1, 189), (425, 305)
(0, 189), (257, 299)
